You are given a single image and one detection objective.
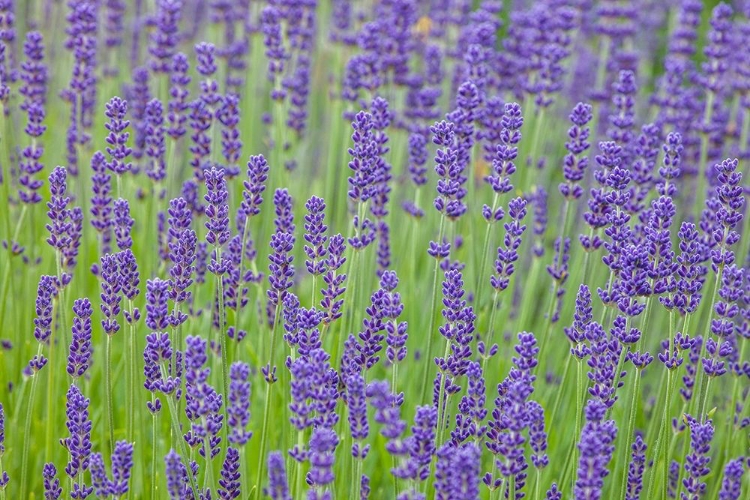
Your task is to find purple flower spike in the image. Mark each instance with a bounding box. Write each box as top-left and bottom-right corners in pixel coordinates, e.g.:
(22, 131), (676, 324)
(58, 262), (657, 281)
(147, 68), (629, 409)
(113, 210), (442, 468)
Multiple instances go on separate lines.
(150, 0), (182, 74)
(304, 196), (328, 277)
(307, 427), (338, 497)
(100, 253), (122, 335)
(718, 457), (745, 500)
(33, 275), (57, 345)
(218, 447), (241, 499)
(320, 233), (347, 325)
(227, 362), (252, 446)
(109, 440), (134, 496)
(240, 154), (270, 219)
(626, 434), (647, 500)
(167, 52), (191, 140)
(485, 102), (523, 199)
(145, 278), (170, 331)
(266, 451), (291, 500)
(18, 101), (47, 205)
(145, 98), (167, 183)
(204, 166), (230, 274)
(347, 372), (370, 458)
(104, 96), (132, 175)
(682, 415), (714, 498)
(20, 30), (48, 108)
(491, 197), (528, 292)
(62, 384), (93, 492)
(67, 298), (93, 378)
(218, 94), (242, 178)
(560, 102), (593, 201)
(184, 335), (224, 460)
(43, 462), (62, 499)
(46, 166), (72, 254)
(574, 399), (618, 500)
(113, 198), (134, 250)
(0, 404), (7, 487)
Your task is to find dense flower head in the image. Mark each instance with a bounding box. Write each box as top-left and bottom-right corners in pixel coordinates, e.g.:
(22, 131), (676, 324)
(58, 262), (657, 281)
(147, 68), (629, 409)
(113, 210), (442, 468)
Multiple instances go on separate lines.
(33, 275), (57, 344)
(42, 462), (62, 499)
(67, 298), (93, 378)
(46, 166), (71, 253)
(241, 154), (270, 219)
(574, 399), (618, 500)
(682, 415), (714, 498)
(304, 196), (328, 276)
(227, 362), (252, 445)
(150, 0), (182, 74)
(62, 384), (93, 481)
(19, 30), (47, 108)
(560, 102), (593, 200)
(104, 96), (132, 175)
(491, 197), (528, 292)
(204, 166), (231, 251)
(266, 451), (291, 500)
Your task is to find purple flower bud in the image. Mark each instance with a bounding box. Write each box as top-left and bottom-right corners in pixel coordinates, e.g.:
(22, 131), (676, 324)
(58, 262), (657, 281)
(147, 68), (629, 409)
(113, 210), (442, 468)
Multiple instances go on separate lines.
(227, 362), (252, 446)
(62, 384), (93, 485)
(104, 96), (132, 175)
(67, 298), (93, 378)
(266, 451), (291, 500)
(43, 462), (62, 499)
(218, 447), (240, 499)
(150, 0), (182, 74)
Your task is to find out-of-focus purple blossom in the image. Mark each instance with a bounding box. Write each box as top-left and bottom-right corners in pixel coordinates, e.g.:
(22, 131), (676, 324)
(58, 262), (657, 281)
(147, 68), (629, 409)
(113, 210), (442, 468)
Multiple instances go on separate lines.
(701, 3), (733, 98)
(67, 298), (93, 378)
(167, 52), (190, 140)
(346, 372), (370, 459)
(19, 30), (47, 108)
(306, 427), (338, 498)
(150, 0), (182, 74)
(109, 440), (134, 496)
(266, 451), (291, 500)
(128, 67), (151, 164)
(608, 70), (637, 160)
(18, 100), (46, 205)
(217, 93), (242, 178)
(262, 6), (287, 100)
(718, 457), (746, 500)
(145, 98), (167, 183)
(435, 442), (480, 500)
(227, 362), (252, 446)
(90, 151), (113, 248)
(183, 335), (224, 460)
(530, 187), (548, 257)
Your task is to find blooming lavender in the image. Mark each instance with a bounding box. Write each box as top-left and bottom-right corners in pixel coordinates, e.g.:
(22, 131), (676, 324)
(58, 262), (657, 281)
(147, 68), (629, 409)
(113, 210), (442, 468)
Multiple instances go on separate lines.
(104, 96), (132, 177)
(67, 298), (93, 379)
(62, 384), (94, 498)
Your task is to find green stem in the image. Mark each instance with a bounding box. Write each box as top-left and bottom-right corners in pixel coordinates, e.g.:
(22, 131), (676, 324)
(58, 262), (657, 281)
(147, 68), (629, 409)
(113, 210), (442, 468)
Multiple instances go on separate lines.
(127, 301), (136, 450)
(419, 215), (446, 405)
(618, 369), (642, 499)
(106, 334), (116, 452)
(19, 347), (43, 500)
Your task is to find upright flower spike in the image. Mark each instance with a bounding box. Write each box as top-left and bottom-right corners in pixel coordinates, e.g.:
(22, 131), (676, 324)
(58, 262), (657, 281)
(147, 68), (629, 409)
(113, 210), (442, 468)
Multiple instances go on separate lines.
(130, 67), (152, 163)
(718, 457), (746, 500)
(68, 298), (93, 379)
(304, 196), (328, 277)
(240, 154), (270, 220)
(167, 52), (191, 140)
(145, 98), (167, 184)
(19, 30), (47, 108)
(306, 427), (338, 498)
(102, 0), (125, 76)
(491, 197), (528, 292)
(320, 233), (347, 326)
(33, 275), (57, 345)
(46, 166), (72, 255)
(113, 198), (134, 251)
(100, 253), (122, 335)
(104, 96), (132, 176)
(218, 447), (241, 499)
(42, 462), (62, 499)
(150, 0), (182, 74)
(183, 335), (224, 460)
(559, 102), (593, 201)
(218, 93), (242, 178)
(574, 399), (618, 500)
(109, 440), (134, 496)
(346, 372), (370, 459)
(204, 166), (230, 275)
(261, 5), (287, 100)
(62, 384), (94, 498)
(18, 99), (46, 205)
(266, 451), (291, 500)
(167, 197), (196, 326)
(227, 362), (252, 446)
(682, 415), (714, 498)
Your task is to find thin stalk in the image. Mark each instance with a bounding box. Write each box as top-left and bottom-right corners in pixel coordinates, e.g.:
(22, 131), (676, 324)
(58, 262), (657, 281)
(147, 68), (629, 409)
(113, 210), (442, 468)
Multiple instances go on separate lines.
(618, 369), (642, 499)
(255, 301), (282, 500)
(481, 291), (500, 375)
(476, 192), (500, 311)
(127, 300), (136, 449)
(690, 264), (723, 421)
(435, 340), (453, 446)
(0, 205), (28, 323)
(724, 338), (747, 460)
(534, 280), (560, 377)
(19, 345), (44, 500)
(151, 414), (158, 500)
(106, 334), (116, 452)
(547, 354), (573, 427)
(694, 91), (715, 220)
(215, 247), (229, 401)
(164, 393), (200, 498)
(419, 214), (446, 404)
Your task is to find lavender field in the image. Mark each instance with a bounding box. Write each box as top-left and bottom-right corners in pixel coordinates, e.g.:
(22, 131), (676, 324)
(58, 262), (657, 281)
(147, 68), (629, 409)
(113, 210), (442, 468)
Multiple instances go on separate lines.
(0, 0), (748, 499)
